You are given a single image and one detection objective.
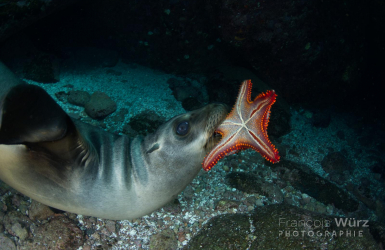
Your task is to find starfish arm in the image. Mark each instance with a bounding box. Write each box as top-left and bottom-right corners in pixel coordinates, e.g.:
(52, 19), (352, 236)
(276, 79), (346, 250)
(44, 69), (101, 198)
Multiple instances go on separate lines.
(202, 129), (240, 171)
(202, 129), (243, 171)
(237, 80), (253, 122)
(246, 129), (280, 163)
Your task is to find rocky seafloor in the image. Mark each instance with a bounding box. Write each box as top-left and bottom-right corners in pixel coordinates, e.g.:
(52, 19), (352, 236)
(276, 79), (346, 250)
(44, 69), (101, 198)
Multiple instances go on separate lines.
(0, 62), (384, 249)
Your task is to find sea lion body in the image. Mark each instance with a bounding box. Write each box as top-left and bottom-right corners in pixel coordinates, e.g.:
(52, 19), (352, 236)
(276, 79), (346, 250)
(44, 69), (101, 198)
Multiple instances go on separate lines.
(0, 63), (227, 220)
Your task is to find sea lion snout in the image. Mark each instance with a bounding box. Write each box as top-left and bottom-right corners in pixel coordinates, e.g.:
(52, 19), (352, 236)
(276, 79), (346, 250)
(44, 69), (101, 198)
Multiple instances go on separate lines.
(194, 103), (228, 154)
(140, 103), (228, 174)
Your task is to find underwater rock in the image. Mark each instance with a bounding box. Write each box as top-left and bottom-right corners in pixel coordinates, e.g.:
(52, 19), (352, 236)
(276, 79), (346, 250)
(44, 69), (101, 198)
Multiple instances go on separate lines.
(268, 104), (291, 138)
(182, 185), (194, 200)
(105, 220), (116, 234)
(0, 233), (16, 250)
(261, 183), (284, 204)
(162, 199), (182, 214)
(55, 91), (68, 103)
(215, 199), (240, 212)
(85, 91), (117, 119)
(121, 124), (139, 138)
(3, 211), (32, 239)
(321, 152), (353, 175)
(226, 172), (263, 194)
(0, 181), (11, 195)
(110, 107), (129, 124)
(250, 204), (379, 249)
(19, 217), (84, 249)
(10, 222), (28, 240)
(149, 228), (177, 250)
(68, 90), (91, 107)
(370, 221), (385, 248)
(167, 77), (209, 106)
(28, 200), (55, 221)
(187, 214), (250, 249)
(352, 182), (377, 210)
(370, 162), (385, 181)
(275, 160), (359, 213)
(127, 110), (165, 136)
(226, 172), (283, 203)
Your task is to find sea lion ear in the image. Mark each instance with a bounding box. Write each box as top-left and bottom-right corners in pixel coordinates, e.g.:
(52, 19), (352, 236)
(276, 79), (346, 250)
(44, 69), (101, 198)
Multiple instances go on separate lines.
(0, 84), (68, 144)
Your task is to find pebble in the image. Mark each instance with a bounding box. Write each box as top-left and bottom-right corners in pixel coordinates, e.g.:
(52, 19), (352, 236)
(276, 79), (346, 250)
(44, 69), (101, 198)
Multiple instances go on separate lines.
(0, 233), (16, 250)
(28, 200), (55, 221)
(85, 91), (117, 119)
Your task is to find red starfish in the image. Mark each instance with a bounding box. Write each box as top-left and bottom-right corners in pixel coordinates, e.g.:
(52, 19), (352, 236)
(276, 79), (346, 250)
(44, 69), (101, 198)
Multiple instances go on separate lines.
(203, 79), (280, 171)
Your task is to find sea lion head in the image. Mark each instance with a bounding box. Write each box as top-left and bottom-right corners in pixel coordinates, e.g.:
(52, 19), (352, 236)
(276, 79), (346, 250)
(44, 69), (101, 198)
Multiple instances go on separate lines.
(139, 103), (228, 196)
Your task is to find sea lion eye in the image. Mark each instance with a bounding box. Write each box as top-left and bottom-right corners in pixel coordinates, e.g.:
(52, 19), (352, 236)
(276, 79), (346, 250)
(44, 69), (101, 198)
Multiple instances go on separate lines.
(176, 121), (189, 136)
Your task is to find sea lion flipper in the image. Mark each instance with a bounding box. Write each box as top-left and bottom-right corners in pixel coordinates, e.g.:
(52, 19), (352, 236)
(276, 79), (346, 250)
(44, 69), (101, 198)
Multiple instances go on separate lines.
(0, 83), (97, 170)
(0, 84), (68, 144)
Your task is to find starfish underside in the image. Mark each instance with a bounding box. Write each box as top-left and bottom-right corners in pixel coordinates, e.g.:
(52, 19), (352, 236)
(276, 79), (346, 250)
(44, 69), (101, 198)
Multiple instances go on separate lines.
(203, 79), (280, 171)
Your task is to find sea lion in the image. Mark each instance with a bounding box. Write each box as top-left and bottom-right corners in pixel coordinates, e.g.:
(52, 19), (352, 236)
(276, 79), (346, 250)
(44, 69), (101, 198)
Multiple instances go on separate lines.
(0, 63), (227, 220)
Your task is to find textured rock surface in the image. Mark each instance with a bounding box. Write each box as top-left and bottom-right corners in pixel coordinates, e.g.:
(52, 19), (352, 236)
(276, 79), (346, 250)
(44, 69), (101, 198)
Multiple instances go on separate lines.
(0, 233), (16, 250)
(20, 216), (84, 249)
(28, 200), (55, 221)
(149, 228), (177, 250)
(321, 151), (353, 175)
(250, 205), (379, 250)
(3, 211), (32, 240)
(85, 91), (117, 119)
(68, 90), (91, 107)
(187, 214), (250, 249)
(127, 110), (165, 136)
(272, 160), (359, 213)
(187, 205), (380, 249)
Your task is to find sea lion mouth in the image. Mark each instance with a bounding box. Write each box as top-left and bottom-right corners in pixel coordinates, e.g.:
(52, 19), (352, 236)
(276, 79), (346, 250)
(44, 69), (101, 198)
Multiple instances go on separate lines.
(205, 131), (222, 153)
(203, 103), (228, 153)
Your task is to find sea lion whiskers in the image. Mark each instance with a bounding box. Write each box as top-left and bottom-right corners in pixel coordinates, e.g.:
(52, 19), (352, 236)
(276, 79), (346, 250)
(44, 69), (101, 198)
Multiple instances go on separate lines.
(203, 103), (228, 153)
